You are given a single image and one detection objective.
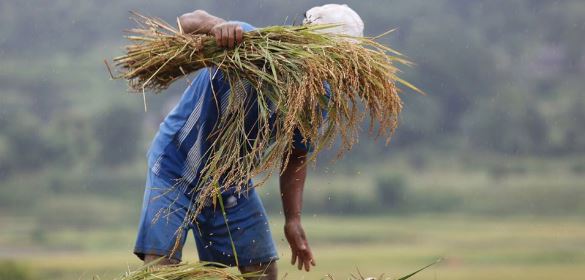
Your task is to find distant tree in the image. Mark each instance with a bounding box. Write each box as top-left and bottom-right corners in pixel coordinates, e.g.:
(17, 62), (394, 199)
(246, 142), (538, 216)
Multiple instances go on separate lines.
(0, 261), (33, 280)
(376, 175), (407, 210)
(94, 105), (143, 166)
(462, 87), (549, 155)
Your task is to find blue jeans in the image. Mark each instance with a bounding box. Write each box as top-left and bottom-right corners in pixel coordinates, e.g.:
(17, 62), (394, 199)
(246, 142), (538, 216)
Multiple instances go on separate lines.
(134, 172), (278, 266)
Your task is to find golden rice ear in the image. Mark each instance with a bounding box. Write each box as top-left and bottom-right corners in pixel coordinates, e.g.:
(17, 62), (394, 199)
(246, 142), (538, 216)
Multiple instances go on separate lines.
(119, 261), (255, 279)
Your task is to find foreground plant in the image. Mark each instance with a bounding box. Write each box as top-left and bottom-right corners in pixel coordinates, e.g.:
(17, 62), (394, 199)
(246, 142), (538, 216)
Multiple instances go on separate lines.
(117, 261), (253, 280)
(114, 259), (439, 280)
(109, 12), (419, 215)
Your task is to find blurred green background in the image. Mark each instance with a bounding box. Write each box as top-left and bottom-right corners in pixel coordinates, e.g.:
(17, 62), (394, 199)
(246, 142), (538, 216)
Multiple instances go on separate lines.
(1, 0), (584, 279)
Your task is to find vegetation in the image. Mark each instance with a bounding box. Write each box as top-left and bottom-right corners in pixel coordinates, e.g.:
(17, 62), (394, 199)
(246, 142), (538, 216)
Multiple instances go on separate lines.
(1, 1), (583, 184)
(0, 1), (584, 279)
(0, 261), (34, 280)
(4, 216), (585, 280)
(117, 262), (250, 280)
(1, 0), (582, 221)
(1, 0), (583, 187)
(115, 260), (432, 280)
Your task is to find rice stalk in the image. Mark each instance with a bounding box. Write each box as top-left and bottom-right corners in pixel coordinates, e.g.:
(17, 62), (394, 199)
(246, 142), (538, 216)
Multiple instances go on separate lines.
(116, 261), (255, 280)
(109, 12), (419, 217)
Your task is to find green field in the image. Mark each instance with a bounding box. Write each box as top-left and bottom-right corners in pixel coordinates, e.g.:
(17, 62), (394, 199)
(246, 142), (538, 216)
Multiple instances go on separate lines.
(2, 215), (585, 280)
(2, 1), (585, 279)
(2, 154), (583, 280)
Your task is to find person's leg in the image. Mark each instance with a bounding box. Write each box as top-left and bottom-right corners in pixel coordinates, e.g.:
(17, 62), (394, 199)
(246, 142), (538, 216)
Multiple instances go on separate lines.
(134, 173), (192, 265)
(193, 188), (279, 274)
(239, 261), (278, 280)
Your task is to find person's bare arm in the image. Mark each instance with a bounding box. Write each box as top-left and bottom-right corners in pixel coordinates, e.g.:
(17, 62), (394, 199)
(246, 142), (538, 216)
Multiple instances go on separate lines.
(280, 148), (316, 272)
(178, 10), (244, 48)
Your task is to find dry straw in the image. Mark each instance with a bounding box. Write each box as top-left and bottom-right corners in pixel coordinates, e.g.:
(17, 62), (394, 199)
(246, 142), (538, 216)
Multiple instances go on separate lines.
(113, 259), (438, 280)
(109, 12), (419, 215)
(116, 261), (253, 280)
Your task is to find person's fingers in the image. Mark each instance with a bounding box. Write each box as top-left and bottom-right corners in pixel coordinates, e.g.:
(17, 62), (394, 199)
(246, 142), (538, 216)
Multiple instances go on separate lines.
(306, 248), (315, 267)
(214, 28), (222, 47)
(291, 250), (297, 265)
(306, 245), (314, 258)
(219, 27), (225, 47)
(235, 26), (243, 45)
(304, 256), (311, 271)
(221, 26), (229, 48)
(301, 247), (313, 271)
(297, 242), (306, 271)
(227, 26), (235, 48)
(296, 250), (304, 270)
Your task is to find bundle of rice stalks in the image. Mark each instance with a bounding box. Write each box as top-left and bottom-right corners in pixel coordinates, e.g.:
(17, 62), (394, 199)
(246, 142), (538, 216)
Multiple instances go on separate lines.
(114, 260), (438, 280)
(116, 262), (253, 280)
(109, 13), (419, 214)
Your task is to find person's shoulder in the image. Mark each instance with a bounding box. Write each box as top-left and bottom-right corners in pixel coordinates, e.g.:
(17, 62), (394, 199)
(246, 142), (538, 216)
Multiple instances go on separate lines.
(187, 67), (214, 88)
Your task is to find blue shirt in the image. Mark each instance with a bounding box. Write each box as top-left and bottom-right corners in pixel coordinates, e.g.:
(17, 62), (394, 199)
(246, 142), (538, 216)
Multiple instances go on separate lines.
(147, 21), (316, 195)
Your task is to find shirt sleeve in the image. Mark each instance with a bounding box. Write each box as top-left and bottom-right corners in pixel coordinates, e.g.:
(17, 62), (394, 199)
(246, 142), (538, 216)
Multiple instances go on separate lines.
(228, 21), (256, 32)
(292, 128), (312, 153)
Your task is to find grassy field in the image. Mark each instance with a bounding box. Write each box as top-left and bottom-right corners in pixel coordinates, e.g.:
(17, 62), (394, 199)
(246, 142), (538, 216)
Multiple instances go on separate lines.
(2, 215), (585, 280)
(1, 154), (583, 279)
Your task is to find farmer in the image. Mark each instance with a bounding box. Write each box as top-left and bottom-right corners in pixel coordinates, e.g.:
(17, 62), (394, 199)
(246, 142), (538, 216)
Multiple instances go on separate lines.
(133, 4), (363, 279)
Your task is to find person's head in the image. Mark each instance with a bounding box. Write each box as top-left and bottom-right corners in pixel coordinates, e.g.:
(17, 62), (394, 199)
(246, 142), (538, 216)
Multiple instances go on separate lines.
(303, 4), (364, 38)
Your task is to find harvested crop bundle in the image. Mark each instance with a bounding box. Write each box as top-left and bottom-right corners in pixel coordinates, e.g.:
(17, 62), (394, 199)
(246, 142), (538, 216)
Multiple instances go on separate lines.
(117, 262), (252, 280)
(115, 259), (437, 280)
(109, 13), (418, 214)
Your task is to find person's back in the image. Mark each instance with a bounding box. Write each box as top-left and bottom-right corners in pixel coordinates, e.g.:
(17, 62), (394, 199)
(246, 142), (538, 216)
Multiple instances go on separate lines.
(148, 71), (254, 196)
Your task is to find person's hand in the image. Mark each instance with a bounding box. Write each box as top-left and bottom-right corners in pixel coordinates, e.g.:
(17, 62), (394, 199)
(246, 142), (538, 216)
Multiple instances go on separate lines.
(210, 22), (244, 49)
(177, 10), (224, 35)
(284, 220), (316, 271)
